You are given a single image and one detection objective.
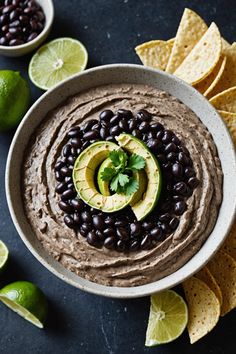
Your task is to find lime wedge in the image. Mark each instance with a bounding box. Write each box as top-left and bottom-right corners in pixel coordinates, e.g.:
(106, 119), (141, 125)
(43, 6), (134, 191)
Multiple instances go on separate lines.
(145, 290), (188, 346)
(0, 240), (9, 271)
(29, 37), (88, 90)
(0, 281), (48, 328)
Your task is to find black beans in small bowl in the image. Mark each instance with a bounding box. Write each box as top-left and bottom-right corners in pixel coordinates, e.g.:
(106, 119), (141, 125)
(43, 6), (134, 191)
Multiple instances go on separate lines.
(0, 0), (46, 47)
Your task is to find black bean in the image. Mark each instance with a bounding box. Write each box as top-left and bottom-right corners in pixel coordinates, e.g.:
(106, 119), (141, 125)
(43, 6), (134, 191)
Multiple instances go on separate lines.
(82, 141), (90, 149)
(81, 223), (92, 233)
(60, 166), (71, 177)
(91, 123), (100, 130)
(161, 222), (171, 234)
(65, 176), (72, 183)
(139, 121), (149, 132)
(81, 211), (92, 223)
(67, 127), (80, 138)
(151, 122), (164, 131)
(104, 236), (116, 249)
(159, 213), (171, 222)
(157, 154), (166, 164)
(117, 109), (132, 119)
(119, 119), (129, 131)
(188, 177), (199, 189)
(105, 216), (114, 226)
(67, 183), (75, 190)
(71, 199), (84, 211)
(130, 222), (142, 236)
(162, 130), (172, 144)
(19, 14), (28, 23)
(96, 230), (105, 241)
(147, 131), (155, 139)
(110, 114), (120, 125)
(132, 129), (142, 138)
(164, 142), (177, 154)
(100, 127), (108, 139)
(55, 182), (67, 194)
(61, 189), (76, 201)
(184, 167), (195, 178)
(71, 137), (82, 148)
(128, 119), (137, 131)
(79, 226), (87, 237)
(83, 119), (97, 132)
(99, 110), (113, 122)
(87, 231), (100, 247)
(67, 156), (76, 165)
(116, 240), (126, 251)
(160, 200), (172, 212)
(104, 227), (114, 238)
(130, 240), (140, 251)
(63, 144), (71, 157)
(106, 136), (115, 142)
(172, 136), (181, 145)
(73, 213), (80, 224)
(109, 125), (120, 136)
(0, 14), (9, 25)
(172, 195), (184, 202)
(116, 227), (129, 241)
(140, 235), (152, 249)
(174, 201), (187, 215)
(136, 109), (151, 121)
(55, 160), (65, 171)
(23, 7), (34, 15)
(178, 152), (190, 166)
(142, 221), (153, 230)
(171, 163), (183, 177)
(166, 152), (176, 161)
(180, 146), (190, 156)
(2, 25), (9, 33)
(115, 220), (127, 227)
(59, 201), (74, 213)
(146, 138), (160, 152)
(150, 227), (162, 240)
(64, 215), (75, 229)
(92, 215), (105, 230)
(2, 5), (15, 14)
(169, 217), (179, 230)
(0, 37), (8, 45)
(162, 162), (172, 171)
(27, 32), (38, 42)
(9, 19), (20, 27)
(83, 130), (99, 140)
(55, 171), (64, 182)
(36, 10), (45, 22)
(156, 130), (164, 140)
(173, 181), (187, 195)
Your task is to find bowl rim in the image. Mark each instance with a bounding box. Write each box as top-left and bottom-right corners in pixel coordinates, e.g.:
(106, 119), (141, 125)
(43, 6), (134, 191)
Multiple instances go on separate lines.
(5, 63), (236, 298)
(0, 0), (54, 52)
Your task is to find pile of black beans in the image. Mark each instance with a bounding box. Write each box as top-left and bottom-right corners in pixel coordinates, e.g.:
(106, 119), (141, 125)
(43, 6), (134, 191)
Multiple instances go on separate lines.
(54, 109), (199, 252)
(0, 0), (45, 46)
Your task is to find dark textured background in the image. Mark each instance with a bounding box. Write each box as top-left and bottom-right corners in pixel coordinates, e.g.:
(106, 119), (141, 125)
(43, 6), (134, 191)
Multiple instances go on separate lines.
(0, 1), (235, 353)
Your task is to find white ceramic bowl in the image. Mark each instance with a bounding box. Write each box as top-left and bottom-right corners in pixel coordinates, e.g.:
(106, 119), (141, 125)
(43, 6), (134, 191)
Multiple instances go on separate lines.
(5, 64), (236, 298)
(0, 0), (54, 57)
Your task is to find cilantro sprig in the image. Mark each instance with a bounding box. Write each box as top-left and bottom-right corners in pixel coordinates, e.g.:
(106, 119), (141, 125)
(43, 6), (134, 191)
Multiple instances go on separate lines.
(100, 149), (146, 195)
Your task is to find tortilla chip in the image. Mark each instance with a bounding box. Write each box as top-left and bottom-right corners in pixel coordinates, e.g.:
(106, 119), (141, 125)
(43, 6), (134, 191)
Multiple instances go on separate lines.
(208, 42), (236, 97)
(183, 276), (220, 344)
(218, 110), (236, 146)
(166, 8), (207, 73)
(210, 86), (236, 113)
(135, 40), (174, 71)
(222, 221), (236, 261)
(174, 23), (222, 85)
(194, 56), (226, 95)
(195, 266), (223, 306)
(207, 250), (236, 316)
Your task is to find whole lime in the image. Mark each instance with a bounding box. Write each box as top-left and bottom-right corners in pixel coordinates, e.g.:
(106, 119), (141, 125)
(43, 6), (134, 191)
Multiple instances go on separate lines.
(0, 70), (30, 132)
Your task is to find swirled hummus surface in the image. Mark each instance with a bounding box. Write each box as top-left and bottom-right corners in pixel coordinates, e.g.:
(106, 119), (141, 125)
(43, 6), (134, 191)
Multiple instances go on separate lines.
(22, 84), (223, 286)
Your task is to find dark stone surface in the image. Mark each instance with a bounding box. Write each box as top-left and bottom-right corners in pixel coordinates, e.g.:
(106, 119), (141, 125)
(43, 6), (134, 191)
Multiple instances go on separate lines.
(0, 0), (235, 353)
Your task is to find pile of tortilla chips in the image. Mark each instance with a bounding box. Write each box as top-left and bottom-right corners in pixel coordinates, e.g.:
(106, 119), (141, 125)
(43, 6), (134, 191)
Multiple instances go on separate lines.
(135, 8), (236, 344)
(135, 8), (236, 147)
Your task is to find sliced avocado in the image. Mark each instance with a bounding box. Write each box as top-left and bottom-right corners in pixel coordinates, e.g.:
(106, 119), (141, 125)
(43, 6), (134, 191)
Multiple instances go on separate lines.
(116, 133), (162, 221)
(72, 141), (134, 212)
(97, 157), (147, 205)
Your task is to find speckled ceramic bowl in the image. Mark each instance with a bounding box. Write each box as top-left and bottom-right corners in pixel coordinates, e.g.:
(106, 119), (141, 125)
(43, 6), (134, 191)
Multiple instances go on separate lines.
(5, 64), (236, 298)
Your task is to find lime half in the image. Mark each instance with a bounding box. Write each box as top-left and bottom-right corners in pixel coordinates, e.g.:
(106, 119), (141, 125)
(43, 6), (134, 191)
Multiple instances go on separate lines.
(145, 290), (188, 346)
(0, 240), (9, 271)
(29, 37), (88, 90)
(0, 281), (48, 328)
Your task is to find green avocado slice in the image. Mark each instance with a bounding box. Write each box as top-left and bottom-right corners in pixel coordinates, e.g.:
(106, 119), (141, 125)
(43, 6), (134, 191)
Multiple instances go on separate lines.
(97, 157), (147, 205)
(72, 141), (134, 212)
(116, 133), (162, 221)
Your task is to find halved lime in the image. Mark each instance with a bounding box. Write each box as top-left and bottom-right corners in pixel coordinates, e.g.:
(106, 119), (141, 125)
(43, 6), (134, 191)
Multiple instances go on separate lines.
(145, 290), (188, 346)
(29, 37), (88, 90)
(0, 240), (9, 271)
(0, 281), (48, 328)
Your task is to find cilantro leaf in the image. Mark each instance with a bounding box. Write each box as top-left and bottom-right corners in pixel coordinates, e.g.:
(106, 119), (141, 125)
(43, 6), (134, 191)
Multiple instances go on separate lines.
(110, 174), (120, 192)
(118, 173), (129, 187)
(100, 167), (117, 182)
(127, 154), (146, 170)
(109, 149), (128, 169)
(124, 177), (139, 195)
